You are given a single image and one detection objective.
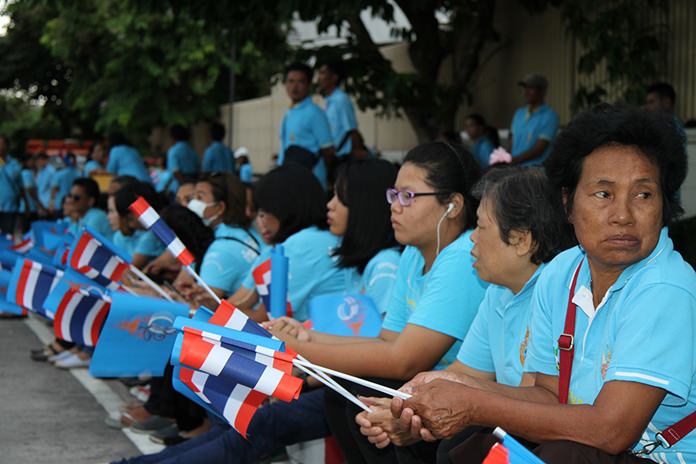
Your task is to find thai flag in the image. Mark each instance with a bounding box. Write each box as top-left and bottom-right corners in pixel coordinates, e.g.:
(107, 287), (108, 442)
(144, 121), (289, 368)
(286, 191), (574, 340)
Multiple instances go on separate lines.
(67, 227), (130, 290)
(209, 300), (272, 338)
(52, 285), (111, 346)
(128, 196), (195, 266)
(10, 236), (34, 253)
(7, 259), (64, 318)
(252, 258), (292, 318)
(483, 428), (544, 464)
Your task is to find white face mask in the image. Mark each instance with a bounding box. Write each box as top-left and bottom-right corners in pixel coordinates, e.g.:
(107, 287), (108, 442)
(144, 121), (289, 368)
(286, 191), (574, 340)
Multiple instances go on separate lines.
(187, 199), (218, 226)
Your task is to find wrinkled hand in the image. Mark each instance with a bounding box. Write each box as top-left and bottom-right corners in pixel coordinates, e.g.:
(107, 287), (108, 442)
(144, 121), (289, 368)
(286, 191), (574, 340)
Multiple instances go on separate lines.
(356, 397), (423, 448)
(264, 317), (311, 342)
(400, 370), (478, 395)
(401, 379), (476, 440)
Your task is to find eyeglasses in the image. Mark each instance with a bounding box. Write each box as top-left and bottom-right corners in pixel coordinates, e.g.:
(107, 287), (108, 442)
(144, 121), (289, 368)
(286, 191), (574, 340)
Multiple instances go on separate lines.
(386, 188), (446, 207)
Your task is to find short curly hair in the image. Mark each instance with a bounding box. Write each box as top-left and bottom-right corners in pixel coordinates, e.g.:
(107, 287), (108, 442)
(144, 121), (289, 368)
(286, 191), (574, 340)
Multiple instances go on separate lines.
(545, 103), (687, 226)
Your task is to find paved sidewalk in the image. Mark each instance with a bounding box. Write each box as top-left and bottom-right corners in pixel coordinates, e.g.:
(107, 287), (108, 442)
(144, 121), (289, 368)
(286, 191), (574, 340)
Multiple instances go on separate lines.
(0, 318), (139, 464)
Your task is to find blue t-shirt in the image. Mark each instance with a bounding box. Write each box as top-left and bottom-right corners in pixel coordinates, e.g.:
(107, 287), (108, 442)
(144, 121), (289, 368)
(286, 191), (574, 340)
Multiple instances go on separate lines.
(471, 137), (495, 169)
(200, 224), (265, 295)
(73, 208), (113, 242)
(37, 163), (56, 209)
(19, 169), (37, 213)
(51, 166), (79, 209)
(126, 230), (165, 258)
(325, 88), (358, 157)
(510, 104), (559, 166)
(525, 228), (696, 461)
(279, 96), (334, 189)
(83, 160), (103, 177)
(239, 164), (253, 183)
(346, 248), (401, 314)
(457, 264), (545, 386)
(106, 145), (151, 182)
(112, 230), (136, 261)
(0, 157), (22, 212)
(202, 141), (234, 173)
(382, 231), (488, 370)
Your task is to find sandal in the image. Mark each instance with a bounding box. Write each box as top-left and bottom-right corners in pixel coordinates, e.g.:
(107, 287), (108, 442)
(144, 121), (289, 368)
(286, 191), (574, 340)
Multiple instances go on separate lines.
(30, 344), (62, 362)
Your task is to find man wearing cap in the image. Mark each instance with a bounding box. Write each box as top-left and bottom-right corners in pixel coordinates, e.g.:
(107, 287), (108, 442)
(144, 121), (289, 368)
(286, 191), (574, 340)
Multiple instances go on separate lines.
(509, 73), (559, 166)
(234, 147), (253, 183)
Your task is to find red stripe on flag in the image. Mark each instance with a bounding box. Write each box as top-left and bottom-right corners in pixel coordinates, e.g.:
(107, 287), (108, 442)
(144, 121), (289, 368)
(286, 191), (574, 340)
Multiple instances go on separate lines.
(111, 262), (130, 282)
(209, 300), (235, 326)
(128, 196), (151, 217)
(271, 373), (303, 402)
(482, 443), (510, 464)
(70, 233), (92, 269)
(179, 367), (201, 393)
(179, 331), (216, 370)
(15, 260), (31, 309)
(52, 289), (76, 340)
(177, 248), (195, 267)
(234, 389), (267, 438)
(90, 301), (110, 346)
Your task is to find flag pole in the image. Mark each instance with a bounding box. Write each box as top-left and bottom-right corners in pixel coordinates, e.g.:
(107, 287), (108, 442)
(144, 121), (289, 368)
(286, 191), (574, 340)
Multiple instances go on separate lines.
(293, 362), (371, 412)
(129, 265), (174, 302)
(294, 359), (411, 399)
(185, 265), (221, 305)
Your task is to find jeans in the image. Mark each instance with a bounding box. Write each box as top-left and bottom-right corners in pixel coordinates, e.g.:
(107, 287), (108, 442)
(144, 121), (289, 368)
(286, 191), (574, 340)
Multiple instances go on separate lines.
(113, 388), (330, 464)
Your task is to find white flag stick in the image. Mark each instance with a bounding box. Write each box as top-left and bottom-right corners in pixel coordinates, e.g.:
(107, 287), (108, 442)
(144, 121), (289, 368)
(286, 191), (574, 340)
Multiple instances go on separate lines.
(294, 359), (411, 400)
(185, 265), (221, 305)
(129, 265), (174, 302)
(293, 362), (370, 412)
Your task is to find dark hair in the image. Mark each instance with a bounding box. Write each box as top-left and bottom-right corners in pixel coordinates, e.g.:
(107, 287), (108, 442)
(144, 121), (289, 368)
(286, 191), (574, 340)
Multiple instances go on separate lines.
(319, 60), (346, 84)
(110, 175), (137, 193)
(333, 159), (399, 273)
(466, 113), (500, 147)
(72, 177), (100, 202)
(36, 152), (49, 161)
(545, 103), (687, 226)
(284, 62), (313, 83)
(472, 166), (574, 264)
(646, 82), (676, 104)
(114, 181), (163, 217)
(198, 173), (250, 228)
(253, 164), (327, 243)
(402, 141), (481, 230)
(160, 204), (214, 267)
(170, 124), (190, 142)
(210, 122), (225, 141)
(107, 132), (128, 147)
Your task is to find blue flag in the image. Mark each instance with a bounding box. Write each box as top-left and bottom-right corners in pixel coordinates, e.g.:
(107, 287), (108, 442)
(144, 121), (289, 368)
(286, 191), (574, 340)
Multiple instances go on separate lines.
(309, 294), (382, 337)
(90, 293), (189, 377)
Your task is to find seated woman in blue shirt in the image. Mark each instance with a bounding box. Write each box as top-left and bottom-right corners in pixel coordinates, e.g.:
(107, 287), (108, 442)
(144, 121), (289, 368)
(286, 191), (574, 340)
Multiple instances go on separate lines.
(464, 113), (499, 169)
(266, 142), (487, 463)
(390, 104), (696, 464)
(111, 159), (402, 464)
(113, 181), (166, 269)
(355, 166), (573, 462)
(172, 173), (263, 299)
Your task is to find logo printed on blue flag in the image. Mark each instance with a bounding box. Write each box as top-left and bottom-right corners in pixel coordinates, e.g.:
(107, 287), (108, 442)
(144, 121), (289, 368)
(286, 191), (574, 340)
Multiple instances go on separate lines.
(309, 294), (382, 337)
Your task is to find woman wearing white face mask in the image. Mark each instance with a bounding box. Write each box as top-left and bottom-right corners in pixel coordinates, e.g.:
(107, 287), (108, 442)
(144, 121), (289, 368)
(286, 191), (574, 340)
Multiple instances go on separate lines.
(177, 173), (265, 299)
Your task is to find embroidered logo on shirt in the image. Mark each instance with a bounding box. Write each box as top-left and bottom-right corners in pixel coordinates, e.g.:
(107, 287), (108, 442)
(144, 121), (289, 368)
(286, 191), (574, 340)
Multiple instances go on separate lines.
(519, 326), (530, 366)
(601, 349), (612, 380)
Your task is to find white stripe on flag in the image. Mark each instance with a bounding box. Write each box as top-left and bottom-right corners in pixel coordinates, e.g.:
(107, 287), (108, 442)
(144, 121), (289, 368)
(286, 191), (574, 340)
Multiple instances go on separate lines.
(49, 270), (64, 293)
(84, 268), (100, 279)
(139, 207), (159, 228)
(254, 352), (273, 368)
(223, 309), (249, 330)
(191, 370), (212, 403)
(199, 343), (233, 376)
(61, 292), (83, 340)
(200, 330), (222, 343)
(24, 262), (42, 309)
(222, 384), (253, 425)
(168, 237), (187, 258)
(253, 365), (284, 396)
(79, 239), (99, 269)
(82, 300), (106, 346)
(256, 345), (275, 358)
(102, 256), (120, 279)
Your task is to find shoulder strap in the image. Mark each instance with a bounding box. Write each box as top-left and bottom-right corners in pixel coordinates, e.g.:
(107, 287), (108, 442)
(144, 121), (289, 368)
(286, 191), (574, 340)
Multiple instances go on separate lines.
(217, 233), (260, 256)
(557, 260), (583, 405)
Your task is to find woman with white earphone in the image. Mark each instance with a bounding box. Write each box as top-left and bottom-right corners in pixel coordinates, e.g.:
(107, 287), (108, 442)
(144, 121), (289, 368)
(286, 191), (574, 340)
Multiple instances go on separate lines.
(268, 141), (487, 463)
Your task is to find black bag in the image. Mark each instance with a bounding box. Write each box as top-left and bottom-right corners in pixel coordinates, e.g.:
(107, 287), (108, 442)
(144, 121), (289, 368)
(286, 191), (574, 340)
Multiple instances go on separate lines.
(284, 145), (319, 169)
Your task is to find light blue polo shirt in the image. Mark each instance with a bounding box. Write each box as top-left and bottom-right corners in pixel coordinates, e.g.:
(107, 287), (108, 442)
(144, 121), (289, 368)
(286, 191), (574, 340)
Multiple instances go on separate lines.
(83, 160), (103, 177)
(525, 228), (696, 461)
(73, 208), (113, 242)
(37, 163), (56, 209)
(122, 230), (165, 258)
(325, 88), (358, 157)
(382, 231), (488, 370)
(0, 157), (22, 212)
(510, 104), (559, 166)
(345, 247), (401, 314)
(51, 166), (79, 209)
(167, 141), (199, 176)
(112, 230), (136, 261)
(239, 164), (253, 183)
(202, 141), (234, 173)
(20, 169), (37, 213)
(457, 265), (544, 386)
(107, 145), (151, 182)
(279, 96), (334, 189)
(471, 137), (495, 168)
(200, 224), (264, 295)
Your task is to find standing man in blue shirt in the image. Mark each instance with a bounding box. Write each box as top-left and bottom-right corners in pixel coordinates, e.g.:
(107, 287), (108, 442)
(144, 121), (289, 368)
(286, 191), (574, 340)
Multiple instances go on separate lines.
(0, 135), (22, 234)
(202, 122), (234, 173)
(106, 132), (151, 183)
(35, 152), (56, 215)
(278, 62), (336, 189)
(317, 60), (367, 161)
(50, 153), (79, 215)
(166, 124), (199, 192)
(509, 73), (559, 166)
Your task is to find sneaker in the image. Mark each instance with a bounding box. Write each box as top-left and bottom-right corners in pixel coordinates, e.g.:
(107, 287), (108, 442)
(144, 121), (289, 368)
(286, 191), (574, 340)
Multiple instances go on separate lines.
(55, 353), (91, 369)
(130, 415), (175, 435)
(49, 350), (74, 363)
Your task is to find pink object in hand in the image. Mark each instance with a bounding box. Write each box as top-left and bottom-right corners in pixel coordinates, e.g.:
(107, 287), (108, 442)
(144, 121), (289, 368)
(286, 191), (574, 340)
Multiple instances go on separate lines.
(489, 147), (513, 165)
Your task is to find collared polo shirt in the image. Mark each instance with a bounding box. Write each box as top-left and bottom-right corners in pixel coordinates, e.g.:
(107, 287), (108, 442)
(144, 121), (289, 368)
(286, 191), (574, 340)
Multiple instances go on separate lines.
(107, 145), (151, 182)
(325, 88), (358, 157)
(510, 103), (559, 166)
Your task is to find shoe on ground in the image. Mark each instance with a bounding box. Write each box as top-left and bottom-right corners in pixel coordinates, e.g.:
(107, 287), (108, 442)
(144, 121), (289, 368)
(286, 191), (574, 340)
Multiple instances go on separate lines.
(130, 415), (175, 434)
(148, 423), (180, 444)
(129, 385), (150, 402)
(49, 350), (74, 364)
(55, 353), (91, 369)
